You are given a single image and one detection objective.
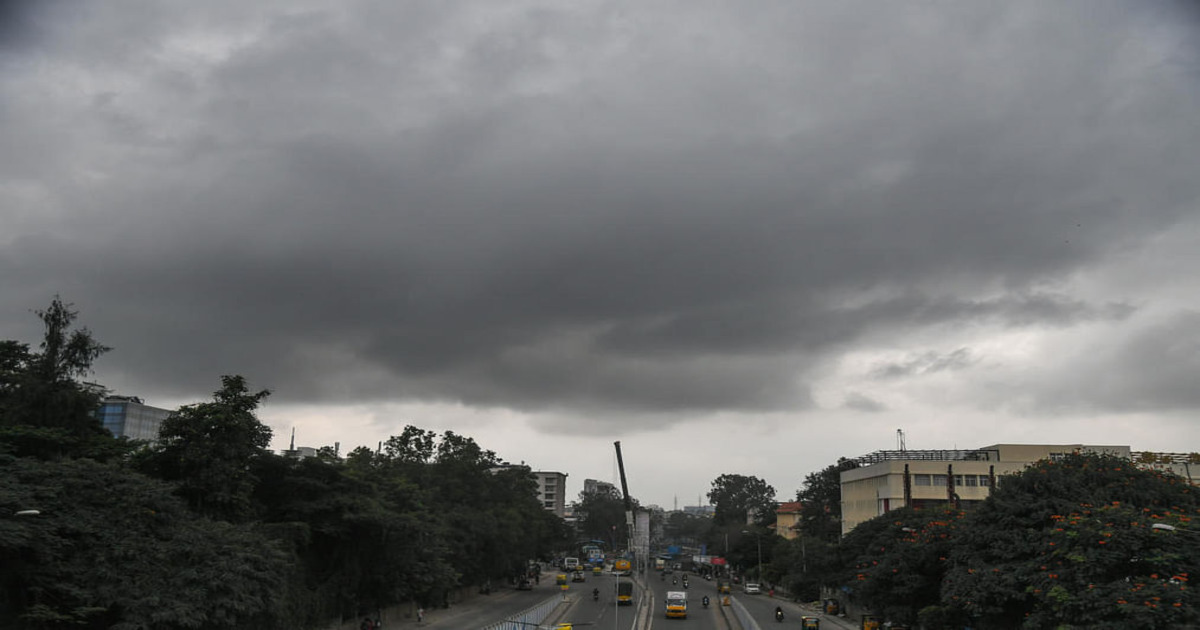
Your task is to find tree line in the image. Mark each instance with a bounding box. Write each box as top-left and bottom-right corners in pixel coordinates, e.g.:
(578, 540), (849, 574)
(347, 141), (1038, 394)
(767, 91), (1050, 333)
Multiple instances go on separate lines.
(0, 298), (570, 630)
(676, 449), (1200, 628)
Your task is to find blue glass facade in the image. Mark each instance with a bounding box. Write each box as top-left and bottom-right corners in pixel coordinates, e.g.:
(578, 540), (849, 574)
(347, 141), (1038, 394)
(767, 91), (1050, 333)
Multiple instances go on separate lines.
(97, 396), (171, 441)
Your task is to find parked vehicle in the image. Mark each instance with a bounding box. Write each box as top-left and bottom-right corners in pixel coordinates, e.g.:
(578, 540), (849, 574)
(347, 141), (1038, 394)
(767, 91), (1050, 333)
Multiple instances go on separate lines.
(744, 583), (761, 594)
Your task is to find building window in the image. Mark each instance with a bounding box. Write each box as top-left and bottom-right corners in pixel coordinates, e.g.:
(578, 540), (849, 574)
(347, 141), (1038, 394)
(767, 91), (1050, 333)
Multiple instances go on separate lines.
(914, 474), (931, 486)
(964, 475), (978, 487)
(544, 501), (554, 508)
(933, 475), (948, 487)
(544, 493), (555, 500)
(953, 475), (964, 486)
(979, 476), (991, 487)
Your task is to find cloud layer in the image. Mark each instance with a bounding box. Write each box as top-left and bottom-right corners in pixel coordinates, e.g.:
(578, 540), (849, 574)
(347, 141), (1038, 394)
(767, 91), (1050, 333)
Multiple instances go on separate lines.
(2, 1), (1199, 493)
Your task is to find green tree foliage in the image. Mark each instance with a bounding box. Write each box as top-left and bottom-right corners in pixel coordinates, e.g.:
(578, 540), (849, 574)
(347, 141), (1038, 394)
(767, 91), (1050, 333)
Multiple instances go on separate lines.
(835, 507), (963, 627)
(0, 298), (121, 459)
(708, 473), (777, 527)
(942, 453), (1200, 629)
(795, 457), (859, 543)
(664, 511), (712, 549)
(1, 300), (571, 629)
(0, 455), (289, 630)
(575, 484), (632, 544)
(139, 375), (273, 521)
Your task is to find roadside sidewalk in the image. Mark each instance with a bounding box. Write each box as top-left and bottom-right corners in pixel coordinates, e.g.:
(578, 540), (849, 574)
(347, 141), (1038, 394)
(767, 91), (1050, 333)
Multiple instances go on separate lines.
(329, 576), (563, 630)
(771, 597), (857, 630)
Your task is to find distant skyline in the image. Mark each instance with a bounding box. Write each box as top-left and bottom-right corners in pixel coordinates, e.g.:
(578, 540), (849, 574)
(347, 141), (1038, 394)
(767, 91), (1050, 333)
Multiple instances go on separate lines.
(3, 1), (1199, 509)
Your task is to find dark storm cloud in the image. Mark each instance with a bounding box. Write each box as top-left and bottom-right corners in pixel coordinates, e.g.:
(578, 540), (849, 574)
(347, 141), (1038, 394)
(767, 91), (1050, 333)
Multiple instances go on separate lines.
(1, 1), (1198, 420)
(1023, 311), (1200, 414)
(872, 348), (978, 380)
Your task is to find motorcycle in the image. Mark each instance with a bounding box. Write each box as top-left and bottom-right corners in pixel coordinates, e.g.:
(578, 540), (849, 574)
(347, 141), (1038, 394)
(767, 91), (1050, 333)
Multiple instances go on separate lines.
(702, 596), (710, 609)
(593, 589), (599, 602)
(775, 609), (784, 623)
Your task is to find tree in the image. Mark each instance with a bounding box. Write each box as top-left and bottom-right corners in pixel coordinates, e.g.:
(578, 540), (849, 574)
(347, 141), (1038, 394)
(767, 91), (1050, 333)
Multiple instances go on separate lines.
(833, 506), (963, 627)
(942, 453), (1200, 629)
(0, 455), (290, 630)
(575, 485), (631, 546)
(139, 375), (273, 521)
(708, 474), (776, 527)
(0, 298), (119, 459)
(795, 457), (859, 543)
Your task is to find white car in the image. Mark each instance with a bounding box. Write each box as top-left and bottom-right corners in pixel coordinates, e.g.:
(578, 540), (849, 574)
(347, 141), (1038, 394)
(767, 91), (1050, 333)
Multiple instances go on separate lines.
(743, 583), (761, 594)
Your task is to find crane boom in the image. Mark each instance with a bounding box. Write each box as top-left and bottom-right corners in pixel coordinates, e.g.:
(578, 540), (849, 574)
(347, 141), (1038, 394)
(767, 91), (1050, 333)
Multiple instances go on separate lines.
(613, 441), (634, 552)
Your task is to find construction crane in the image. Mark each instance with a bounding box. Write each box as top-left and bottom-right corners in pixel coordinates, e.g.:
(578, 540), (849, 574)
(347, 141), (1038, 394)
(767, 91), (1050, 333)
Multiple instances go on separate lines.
(613, 441), (634, 564)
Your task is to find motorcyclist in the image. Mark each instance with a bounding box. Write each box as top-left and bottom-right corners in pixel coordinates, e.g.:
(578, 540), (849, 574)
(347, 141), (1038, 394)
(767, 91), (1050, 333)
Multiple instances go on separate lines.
(672, 577), (677, 585)
(775, 606), (784, 622)
(593, 588), (600, 601)
(702, 595), (710, 608)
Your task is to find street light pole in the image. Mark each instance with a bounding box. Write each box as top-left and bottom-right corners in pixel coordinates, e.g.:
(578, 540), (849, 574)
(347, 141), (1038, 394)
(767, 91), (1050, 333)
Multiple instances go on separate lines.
(741, 530), (763, 581)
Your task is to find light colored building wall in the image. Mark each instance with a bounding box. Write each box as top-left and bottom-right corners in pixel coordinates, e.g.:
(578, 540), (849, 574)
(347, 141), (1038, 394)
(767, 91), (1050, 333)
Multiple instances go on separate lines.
(840, 445), (1136, 535)
(535, 471), (568, 517)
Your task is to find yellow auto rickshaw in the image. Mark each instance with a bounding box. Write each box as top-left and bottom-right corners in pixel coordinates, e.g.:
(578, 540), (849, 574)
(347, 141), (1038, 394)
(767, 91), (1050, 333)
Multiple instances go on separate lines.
(556, 574), (568, 590)
(801, 617), (820, 630)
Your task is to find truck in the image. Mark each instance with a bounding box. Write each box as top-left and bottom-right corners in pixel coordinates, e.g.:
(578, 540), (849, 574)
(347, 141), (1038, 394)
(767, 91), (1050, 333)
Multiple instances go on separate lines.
(617, 580), (633, 606)
(665, 591), (687, 619)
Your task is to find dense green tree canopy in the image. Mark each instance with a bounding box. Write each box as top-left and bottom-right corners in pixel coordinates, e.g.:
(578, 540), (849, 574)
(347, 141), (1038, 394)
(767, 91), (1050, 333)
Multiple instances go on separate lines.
(0, 456), (289, 630)
(795, 457), (859, 543)
(1, 298), (573, 629)
(824, 453), (1200, 629)
(943, 453), (1200, 629)
(708, 473), (776, 527)
(0, 298), (120, 460)
(138, 375), (273, 521)
(575, 484), (637, 548)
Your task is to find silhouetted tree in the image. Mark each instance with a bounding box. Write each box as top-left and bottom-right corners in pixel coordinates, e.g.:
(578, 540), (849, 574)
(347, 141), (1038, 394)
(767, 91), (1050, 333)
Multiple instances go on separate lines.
(708, 473), (776, 527)
(140, 375), (273, 521)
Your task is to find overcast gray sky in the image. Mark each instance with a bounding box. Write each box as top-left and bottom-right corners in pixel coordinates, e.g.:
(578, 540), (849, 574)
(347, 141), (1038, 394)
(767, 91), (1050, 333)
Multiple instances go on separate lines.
(3, 0), (1199, 508)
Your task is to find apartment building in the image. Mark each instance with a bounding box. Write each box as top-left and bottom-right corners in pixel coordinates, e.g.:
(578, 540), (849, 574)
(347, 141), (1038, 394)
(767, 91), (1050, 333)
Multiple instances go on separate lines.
(535, 471), (568, 517)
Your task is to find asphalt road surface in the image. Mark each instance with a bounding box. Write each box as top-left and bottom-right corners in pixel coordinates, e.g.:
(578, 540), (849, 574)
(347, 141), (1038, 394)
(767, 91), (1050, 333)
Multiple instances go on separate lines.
(552, 571), (730, 630)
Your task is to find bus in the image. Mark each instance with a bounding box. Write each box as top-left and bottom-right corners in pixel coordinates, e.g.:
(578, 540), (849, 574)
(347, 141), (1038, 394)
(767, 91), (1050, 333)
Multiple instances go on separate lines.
(614, 558), (631, 575)
(617, 581), (633, 606)
(563, 557), (580, 572)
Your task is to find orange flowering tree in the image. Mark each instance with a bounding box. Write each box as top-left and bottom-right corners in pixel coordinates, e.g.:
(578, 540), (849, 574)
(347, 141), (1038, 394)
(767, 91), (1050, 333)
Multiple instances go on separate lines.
(833, 506), (966, 626)
(942, 453), (1200, 629)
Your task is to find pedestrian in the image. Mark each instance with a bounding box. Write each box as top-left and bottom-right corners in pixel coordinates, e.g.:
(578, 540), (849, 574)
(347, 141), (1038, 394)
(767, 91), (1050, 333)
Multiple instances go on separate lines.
(417, 607), (424, 624)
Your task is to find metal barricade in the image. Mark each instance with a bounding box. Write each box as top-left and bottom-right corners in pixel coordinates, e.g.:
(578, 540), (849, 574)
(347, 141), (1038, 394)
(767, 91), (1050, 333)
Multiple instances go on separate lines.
(480, 594), (564, 630)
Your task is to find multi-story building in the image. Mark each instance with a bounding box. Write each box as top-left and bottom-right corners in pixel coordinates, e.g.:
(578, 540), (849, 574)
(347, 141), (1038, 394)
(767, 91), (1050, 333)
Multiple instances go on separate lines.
(840, 443), (1142, 535)
(534, 471), (568, 517)
(774, 501), (804, 540)
(583, 478), (618, 497)
(96, 395), (172, 441)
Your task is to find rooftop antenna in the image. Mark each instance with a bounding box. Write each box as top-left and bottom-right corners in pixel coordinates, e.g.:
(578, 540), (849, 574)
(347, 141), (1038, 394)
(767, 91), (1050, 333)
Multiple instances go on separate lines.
(289, 427), (296, 451)
(897, 428), (906, 452)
